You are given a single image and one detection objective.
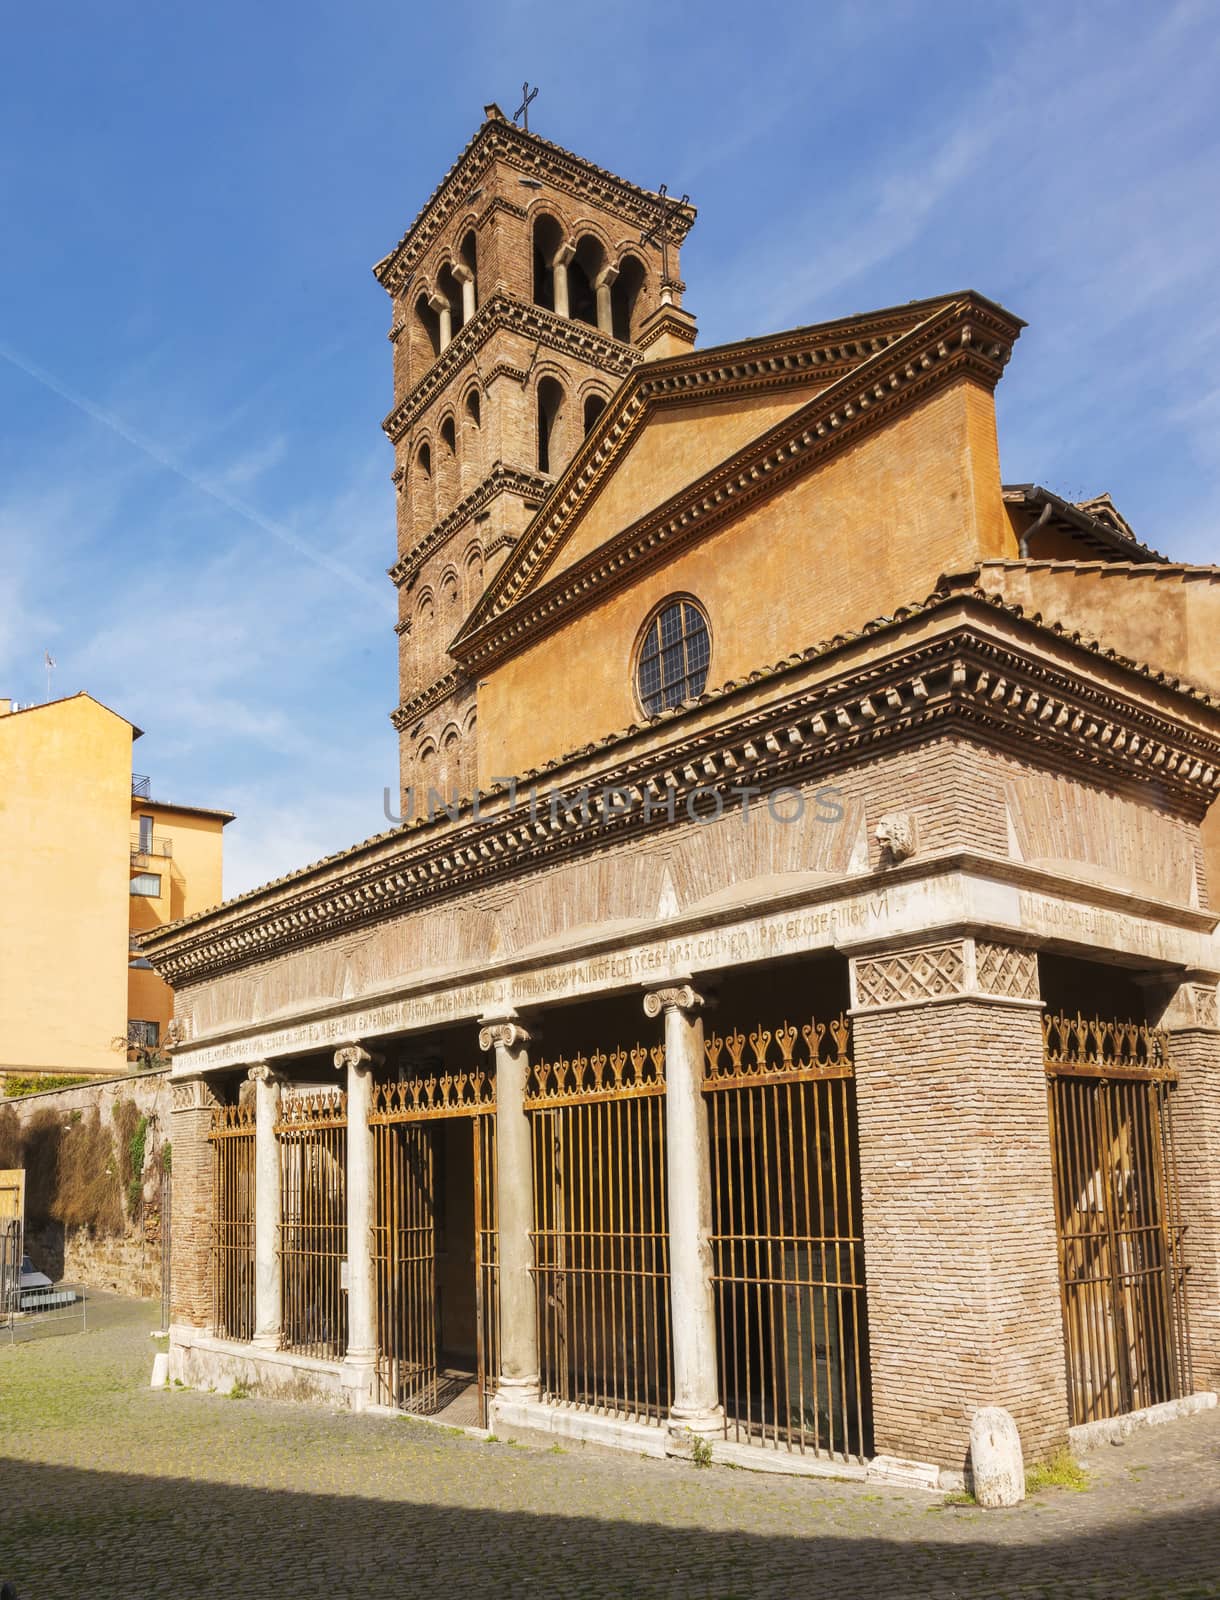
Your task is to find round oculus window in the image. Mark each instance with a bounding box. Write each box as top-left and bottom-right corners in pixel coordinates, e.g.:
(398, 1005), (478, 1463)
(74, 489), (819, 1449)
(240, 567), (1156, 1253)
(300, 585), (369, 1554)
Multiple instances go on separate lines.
(636, 597), (711, 715)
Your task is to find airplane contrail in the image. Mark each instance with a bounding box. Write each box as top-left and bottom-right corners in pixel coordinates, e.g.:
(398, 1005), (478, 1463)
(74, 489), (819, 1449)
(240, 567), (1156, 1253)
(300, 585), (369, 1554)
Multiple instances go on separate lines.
(0, 339), (391, 608)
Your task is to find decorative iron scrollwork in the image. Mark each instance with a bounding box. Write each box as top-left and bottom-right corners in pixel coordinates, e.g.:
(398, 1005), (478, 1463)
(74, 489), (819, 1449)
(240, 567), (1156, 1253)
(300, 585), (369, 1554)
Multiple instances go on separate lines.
(703, 1014), (853, 1087)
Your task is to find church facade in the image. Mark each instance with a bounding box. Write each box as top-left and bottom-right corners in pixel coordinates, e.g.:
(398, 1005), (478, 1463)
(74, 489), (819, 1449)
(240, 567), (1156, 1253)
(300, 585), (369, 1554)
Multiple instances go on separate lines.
(145, 107), (1220, 1484)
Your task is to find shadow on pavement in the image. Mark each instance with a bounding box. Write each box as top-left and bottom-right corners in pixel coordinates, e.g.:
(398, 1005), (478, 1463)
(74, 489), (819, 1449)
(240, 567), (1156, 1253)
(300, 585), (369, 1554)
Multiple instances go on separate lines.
(1, 1454), (1218, 1600)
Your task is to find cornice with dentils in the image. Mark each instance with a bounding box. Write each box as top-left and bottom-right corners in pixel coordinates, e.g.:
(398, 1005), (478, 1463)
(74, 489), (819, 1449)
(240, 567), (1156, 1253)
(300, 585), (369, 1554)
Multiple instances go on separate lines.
(382, 294), (642, 444)
(373, 109), (695, 298)
(452, 294), (1025, 676)
(139, 589), (1220, 986)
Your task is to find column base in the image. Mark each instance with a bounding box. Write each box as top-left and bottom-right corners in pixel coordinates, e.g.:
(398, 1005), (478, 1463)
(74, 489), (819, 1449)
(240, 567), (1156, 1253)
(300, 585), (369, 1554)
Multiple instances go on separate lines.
(340, 1351), (378, 1413)
(666, 1403), (724, 1450)
(250, 1331), (282, 1352)
(494, 1373), (541, 1405)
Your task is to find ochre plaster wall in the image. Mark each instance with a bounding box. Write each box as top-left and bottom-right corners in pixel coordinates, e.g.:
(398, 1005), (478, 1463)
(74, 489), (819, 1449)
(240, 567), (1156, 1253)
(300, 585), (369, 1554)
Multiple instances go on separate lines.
(0, 696), (132, 1075)
(975, 564), (1220, 698)
(547, 382), (834, 579)
(478, 379), (1014, 782)
(128, 804), (227, 1039)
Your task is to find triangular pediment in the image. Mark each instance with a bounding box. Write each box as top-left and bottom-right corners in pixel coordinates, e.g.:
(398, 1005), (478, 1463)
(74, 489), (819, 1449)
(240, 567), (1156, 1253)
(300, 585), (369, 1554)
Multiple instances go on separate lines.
(453, 292), (1025, 677)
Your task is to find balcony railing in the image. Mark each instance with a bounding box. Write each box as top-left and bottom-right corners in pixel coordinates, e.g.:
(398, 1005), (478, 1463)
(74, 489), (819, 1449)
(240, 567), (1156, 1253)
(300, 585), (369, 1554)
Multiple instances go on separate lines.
(131, 834), (173, 863)
(132, 773), (151, 799)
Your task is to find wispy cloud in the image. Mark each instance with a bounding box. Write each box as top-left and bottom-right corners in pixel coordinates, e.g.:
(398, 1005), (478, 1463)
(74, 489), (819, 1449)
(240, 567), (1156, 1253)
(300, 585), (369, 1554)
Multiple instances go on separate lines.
(0, 339), (391, 610)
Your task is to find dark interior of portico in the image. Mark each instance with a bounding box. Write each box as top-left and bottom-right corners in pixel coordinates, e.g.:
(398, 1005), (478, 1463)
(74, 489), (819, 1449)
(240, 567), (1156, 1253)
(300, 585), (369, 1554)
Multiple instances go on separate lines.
(1038, 951), (1155, 1021)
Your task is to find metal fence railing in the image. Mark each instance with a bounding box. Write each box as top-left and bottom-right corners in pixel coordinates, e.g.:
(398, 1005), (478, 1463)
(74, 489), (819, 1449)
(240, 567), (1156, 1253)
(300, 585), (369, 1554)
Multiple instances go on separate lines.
(4, 1283), (88, 1343)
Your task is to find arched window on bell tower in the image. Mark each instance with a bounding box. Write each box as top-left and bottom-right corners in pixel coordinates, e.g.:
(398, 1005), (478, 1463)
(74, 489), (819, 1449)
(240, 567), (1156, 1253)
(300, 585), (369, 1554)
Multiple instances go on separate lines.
(436, 263), (464, 338)
(415, 292), (441, 359)
(583, 393), (608, 436)
(611, 254), (647, 343)
(533, 213), (565, 312)
(537, 377), (565, 475)
(458, 229), (478, 318)
(568, 235), (604, 328)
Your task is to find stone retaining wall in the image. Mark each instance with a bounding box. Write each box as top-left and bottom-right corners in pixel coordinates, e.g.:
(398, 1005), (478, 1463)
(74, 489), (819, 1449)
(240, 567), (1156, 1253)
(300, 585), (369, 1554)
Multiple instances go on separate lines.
(1, 1069), (170, 1299)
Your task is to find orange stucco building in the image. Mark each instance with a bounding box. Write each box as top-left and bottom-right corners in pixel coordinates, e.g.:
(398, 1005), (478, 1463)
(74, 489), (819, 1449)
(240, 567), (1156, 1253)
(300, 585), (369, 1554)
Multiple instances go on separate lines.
(0, 692), (232, 1084)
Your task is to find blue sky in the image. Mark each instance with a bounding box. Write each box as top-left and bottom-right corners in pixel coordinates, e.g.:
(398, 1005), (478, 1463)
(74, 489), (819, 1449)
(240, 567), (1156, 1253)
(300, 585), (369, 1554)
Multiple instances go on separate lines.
(2, 1), (1218, 900)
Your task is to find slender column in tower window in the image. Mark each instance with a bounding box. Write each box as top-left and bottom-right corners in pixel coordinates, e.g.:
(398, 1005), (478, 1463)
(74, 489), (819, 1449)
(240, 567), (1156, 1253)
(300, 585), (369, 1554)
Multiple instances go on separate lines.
(429, 291), (452, 352)
(594, 264), (619, 336)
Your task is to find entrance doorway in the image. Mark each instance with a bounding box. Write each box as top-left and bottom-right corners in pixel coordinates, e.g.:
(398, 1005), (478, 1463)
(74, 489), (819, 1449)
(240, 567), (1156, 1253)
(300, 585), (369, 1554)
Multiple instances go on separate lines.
(1045, 1011), (1192, 1424)
(371, 1069), (498, 1426)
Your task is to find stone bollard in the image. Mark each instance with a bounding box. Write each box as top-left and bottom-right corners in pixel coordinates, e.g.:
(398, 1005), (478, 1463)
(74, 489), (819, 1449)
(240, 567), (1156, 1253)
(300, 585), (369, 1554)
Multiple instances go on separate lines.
(970, 1406), (1025, 1507)
(150, 1351), (169, 1389)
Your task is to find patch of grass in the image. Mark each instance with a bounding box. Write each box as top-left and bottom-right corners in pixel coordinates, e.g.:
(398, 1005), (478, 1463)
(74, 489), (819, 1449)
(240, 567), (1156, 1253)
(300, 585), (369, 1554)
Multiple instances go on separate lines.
(3, 1073), (90, 1098)
(942, 1489), (976, 1506)
(690, 1435), (713, 1469)
(1026, 1448), (1090, 1494)
(226, 1379), (251, 1401)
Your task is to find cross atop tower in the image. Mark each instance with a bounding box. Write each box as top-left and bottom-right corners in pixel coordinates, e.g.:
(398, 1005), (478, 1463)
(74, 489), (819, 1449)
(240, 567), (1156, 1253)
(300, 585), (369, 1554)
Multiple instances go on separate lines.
(512, 82), (538, 133)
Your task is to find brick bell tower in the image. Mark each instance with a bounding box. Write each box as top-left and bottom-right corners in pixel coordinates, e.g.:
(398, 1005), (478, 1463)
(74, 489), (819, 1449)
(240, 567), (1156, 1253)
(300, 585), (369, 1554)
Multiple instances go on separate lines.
(374, 103), (696, 810)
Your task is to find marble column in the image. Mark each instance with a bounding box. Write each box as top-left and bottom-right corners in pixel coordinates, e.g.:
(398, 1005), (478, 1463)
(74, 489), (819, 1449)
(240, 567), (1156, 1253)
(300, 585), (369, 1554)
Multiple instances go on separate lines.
(480, 1016), (539, 1402)
(551, 242), (574, 318)
(594, 264), (619, 336)
(335, 1042), (381, 1408)
(644, 983), (722, 1440)
(248, 1062), (282, 1350)
(454, 262), (476, 325)
(429, 291), (452, 352)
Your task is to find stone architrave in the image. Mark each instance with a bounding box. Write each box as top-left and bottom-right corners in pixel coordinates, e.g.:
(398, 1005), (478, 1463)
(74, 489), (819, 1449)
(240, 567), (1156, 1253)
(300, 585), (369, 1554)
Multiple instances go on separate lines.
(479, 1016), (538, 1402)
(643, 982), (722, 1444)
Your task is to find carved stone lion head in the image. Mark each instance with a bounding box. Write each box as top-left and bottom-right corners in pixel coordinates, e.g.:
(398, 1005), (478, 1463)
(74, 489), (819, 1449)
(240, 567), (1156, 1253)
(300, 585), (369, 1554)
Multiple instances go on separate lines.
(875, 812), (916, 864)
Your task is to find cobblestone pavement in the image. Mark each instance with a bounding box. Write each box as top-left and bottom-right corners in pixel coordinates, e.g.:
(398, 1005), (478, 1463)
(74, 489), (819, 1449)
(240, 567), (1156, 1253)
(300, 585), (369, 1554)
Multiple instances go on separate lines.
(2, 1295), (1218, 1599)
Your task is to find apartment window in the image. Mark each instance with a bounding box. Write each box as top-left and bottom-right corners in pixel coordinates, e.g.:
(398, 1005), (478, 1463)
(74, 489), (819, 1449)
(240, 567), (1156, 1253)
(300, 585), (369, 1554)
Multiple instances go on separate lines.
(138, 814), (154, 853)
(128, 1020), (159, 1047)
(130, 872), (162, 897)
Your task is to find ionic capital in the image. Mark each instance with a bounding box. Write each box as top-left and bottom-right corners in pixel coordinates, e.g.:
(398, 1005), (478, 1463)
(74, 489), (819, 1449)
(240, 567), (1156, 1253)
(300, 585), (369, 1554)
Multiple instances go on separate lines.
(334, 1042), (383, 1076)
(478, 1019), (532, 1054)
(246, 1061), (281, 1086)
(643, 984), (705, 1020)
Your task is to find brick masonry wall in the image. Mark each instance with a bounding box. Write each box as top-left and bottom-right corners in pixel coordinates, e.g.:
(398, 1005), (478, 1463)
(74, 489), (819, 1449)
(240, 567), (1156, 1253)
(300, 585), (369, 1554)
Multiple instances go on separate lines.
(169, 1088), (215, 1328)
(853, 999), (1068, 1468)
(2, 1069), (169, 1299)
(1167, 1027), (1220, 1392)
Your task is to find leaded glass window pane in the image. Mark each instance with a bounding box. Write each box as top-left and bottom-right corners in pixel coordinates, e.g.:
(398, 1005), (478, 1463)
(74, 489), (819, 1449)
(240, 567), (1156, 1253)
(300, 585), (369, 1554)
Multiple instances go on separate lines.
(636, 598), (710, 715)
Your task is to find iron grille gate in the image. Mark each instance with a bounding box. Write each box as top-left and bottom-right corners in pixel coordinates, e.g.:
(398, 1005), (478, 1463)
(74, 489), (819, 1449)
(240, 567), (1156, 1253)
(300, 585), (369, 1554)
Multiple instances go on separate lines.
(1045, 1014), (1192, 1426)
(208, 1104), (255, 1340)
(370, 1069), (498, 1424)
(527, 1043), (672, 1425)
(277, 1090), (348, 1361)
(704, 1016), (870, 1461)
